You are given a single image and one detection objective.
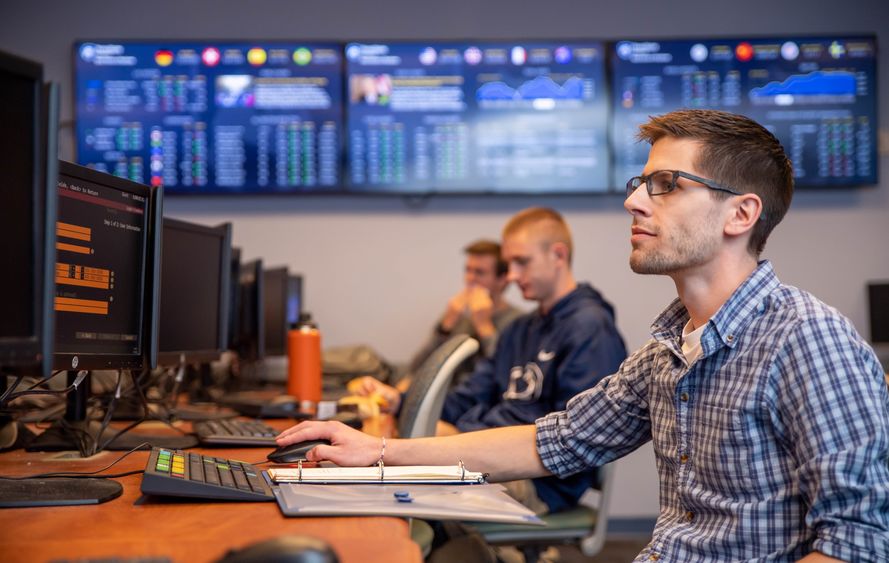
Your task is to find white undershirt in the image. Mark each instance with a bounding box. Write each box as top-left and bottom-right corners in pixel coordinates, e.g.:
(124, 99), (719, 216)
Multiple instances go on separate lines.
(681, 319), (706, 364)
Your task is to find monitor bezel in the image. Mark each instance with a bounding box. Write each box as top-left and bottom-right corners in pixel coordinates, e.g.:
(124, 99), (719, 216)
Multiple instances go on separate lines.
(156, 218), (233, 365)
(53, 160), (154, 371)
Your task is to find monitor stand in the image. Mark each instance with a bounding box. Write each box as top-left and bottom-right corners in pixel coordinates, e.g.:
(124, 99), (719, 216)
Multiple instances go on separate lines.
(0, 371), (123, 507)
(26, 370), (198, 455)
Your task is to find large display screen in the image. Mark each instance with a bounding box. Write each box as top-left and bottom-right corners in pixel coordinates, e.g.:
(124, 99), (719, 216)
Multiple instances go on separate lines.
(346, 41), (611, 193)
(610, 35), (878, 188)
(74, 42), (343, 194)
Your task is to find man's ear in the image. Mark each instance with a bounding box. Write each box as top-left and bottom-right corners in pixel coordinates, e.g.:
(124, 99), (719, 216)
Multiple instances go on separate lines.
(724, 193), (762, 237)
(550, 241), (570, 264)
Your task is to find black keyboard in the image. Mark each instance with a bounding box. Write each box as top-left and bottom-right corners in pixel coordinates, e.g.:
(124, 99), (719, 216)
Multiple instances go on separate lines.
(140, 448), (274, 501)
(193, 419), (279, 446)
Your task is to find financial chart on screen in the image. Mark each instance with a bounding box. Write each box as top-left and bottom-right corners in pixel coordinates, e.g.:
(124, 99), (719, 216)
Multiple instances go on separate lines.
(346, 41), (611, 193)
(54, 171), (148, 356)
(610, 36), (878, 188)
(74, 42), (344, 194)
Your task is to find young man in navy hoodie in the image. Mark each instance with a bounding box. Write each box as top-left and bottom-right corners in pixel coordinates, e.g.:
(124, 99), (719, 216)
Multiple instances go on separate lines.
(352, 207), (628, 514)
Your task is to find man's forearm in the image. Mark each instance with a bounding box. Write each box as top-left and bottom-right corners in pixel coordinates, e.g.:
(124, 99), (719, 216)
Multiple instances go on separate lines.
(386, 424), (550, 482)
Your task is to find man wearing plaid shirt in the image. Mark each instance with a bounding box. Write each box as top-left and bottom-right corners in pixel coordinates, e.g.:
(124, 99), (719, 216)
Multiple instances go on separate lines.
(279, 109), (889, 562)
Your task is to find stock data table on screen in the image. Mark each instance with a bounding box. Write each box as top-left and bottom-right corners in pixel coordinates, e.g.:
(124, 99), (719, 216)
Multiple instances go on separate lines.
(610, 35), (878, 188)
(74, 42), (344, 194)
(346, 41), (611, 194)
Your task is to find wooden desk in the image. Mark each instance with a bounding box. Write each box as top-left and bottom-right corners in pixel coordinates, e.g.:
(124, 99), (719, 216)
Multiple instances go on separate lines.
(0, 420), (419, 563)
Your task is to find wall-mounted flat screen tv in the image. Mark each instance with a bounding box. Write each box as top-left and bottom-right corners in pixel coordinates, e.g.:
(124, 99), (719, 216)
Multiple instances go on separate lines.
(345, 41), (611, 194)
(610, 35), (878, 188)
(74, 41), (344, 194)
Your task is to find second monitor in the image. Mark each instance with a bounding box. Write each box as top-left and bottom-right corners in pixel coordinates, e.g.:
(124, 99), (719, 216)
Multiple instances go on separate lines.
(158, 218), (232, 365)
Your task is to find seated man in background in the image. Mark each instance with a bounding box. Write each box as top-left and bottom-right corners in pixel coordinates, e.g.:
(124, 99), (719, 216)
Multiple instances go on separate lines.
(355, 207), (628, 514)
(405, 239), (523, 386)
(348, 239), (521, 395)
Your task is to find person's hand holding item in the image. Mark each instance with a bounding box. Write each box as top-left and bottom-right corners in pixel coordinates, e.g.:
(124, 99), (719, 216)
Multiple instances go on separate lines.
(346, 376), (401, 413)
(440, 289), (469, 333)
(276, 420), (382, 466)
(466, 285), (496, 339)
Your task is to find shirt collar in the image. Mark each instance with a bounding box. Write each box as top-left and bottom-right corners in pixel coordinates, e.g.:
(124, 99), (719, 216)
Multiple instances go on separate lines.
(651, 260), (780, 352)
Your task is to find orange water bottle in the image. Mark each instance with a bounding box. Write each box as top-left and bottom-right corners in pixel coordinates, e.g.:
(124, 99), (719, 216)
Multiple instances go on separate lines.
(288, 312), (322, 411)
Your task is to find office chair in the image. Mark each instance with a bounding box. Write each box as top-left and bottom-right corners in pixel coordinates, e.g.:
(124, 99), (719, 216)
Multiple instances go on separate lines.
(397, 334), (479, 439)
(471, 463), (616, 562)
(397, 334), (479, 556)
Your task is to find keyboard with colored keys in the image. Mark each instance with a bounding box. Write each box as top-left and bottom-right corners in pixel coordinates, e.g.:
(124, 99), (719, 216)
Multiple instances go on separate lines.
(140, 448), (274, 501)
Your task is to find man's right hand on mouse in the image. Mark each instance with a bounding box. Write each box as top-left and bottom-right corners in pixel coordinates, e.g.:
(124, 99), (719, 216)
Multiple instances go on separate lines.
(276, 420), (382, 467)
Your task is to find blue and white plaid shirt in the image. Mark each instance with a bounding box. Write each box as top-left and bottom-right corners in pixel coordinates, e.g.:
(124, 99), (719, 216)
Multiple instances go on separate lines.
(536, 261), (889, 562)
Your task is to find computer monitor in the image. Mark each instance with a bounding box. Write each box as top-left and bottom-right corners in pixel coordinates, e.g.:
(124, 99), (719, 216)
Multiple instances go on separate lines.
(868, 283), (889, 344)
(53, 161), (161, 371)
(345, 41), (610, 193)
(158, 218), (232, 364)
(26, 161), (164, 455)
(286, 274), (304, 328)
(609, 35), (878, 188)
(0, 51), (58, 379)
(73, 41), (344, 194)
(263, 267), (289, 356)
(227, 247), (242, 351)
(236, 259), (265, 361)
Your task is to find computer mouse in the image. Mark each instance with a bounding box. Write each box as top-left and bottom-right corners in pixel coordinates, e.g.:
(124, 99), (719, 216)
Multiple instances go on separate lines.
(217, 535), (339, 563)
(268, 439), (331, 463)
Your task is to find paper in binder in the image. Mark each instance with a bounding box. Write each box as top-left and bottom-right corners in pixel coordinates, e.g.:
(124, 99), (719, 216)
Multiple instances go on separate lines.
(267, 461), (486, 485)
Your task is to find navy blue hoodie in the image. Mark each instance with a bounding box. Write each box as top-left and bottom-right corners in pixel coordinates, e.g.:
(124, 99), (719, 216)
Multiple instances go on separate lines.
(441, 283), (627, 512)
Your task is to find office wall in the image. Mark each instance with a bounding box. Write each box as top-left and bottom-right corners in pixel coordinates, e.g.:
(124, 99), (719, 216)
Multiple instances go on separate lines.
(3, 0), (887, 520)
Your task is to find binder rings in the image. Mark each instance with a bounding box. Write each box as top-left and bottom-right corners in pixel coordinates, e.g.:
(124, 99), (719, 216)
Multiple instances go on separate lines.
(267, 461), (486, 485)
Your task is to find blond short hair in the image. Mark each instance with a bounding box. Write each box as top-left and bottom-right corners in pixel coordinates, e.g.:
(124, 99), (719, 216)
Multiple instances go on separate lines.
(502, 207), (573, 265)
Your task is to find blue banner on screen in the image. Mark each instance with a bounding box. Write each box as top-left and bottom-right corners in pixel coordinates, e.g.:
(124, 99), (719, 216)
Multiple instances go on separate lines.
(74, 42), (343, 194)
(610, 36), (878, 188)
(346, 42), (611, 193)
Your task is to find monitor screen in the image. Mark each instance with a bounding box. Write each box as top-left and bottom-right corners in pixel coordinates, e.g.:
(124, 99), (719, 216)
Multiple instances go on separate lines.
(0, 51), (57, 376)
(158, 218), (231, 363)
(74, 41), (344, 194)
(869, 283), (889, 344)
(286, 274), (303, 327)
(236, 259), (264, 361)
(263, 266), (289, 356)
(54, 161), (153, 370)
(345, 41), (610, 193)
(610, 35), (878, 188)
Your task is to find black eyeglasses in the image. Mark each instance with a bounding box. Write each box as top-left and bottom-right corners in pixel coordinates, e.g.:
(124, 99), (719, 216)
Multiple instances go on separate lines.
(626, 170), (743, 199)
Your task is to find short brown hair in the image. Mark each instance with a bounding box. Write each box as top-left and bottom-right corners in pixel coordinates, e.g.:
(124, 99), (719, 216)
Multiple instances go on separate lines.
(464, 239), (508, 276)
(637, 109), (794, 256)
(502, 207), (573, 265)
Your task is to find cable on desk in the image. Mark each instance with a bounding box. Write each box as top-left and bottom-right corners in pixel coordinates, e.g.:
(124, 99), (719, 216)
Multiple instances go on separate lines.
(0, 441), (152, 480)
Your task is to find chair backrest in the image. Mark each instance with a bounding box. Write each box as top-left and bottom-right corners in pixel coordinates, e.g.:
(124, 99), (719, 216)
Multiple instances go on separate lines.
(397, 335), (479, 438)
(578, 462), (616, 556)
